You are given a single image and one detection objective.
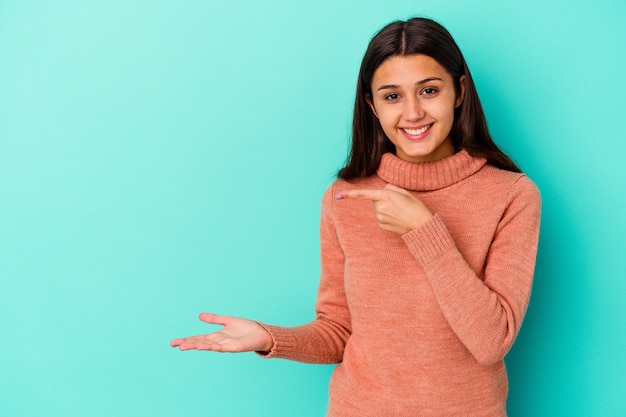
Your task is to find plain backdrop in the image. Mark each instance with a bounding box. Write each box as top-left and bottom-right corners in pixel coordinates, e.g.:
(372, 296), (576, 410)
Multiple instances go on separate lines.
(1, 0), (625, 416)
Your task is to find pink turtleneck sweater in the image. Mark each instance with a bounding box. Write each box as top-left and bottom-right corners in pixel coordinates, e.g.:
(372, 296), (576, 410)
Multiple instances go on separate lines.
(259, 150), (541, 417)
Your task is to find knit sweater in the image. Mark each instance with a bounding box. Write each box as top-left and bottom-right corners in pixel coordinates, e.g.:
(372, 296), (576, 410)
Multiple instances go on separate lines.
(260, 150), (541, 417)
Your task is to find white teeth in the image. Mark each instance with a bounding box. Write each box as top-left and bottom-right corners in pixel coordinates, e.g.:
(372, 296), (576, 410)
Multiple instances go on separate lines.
(403, 125), (430, 135)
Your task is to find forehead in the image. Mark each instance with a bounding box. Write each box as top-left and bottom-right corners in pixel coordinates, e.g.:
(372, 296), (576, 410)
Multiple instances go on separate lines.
(371, 54), (451, 85)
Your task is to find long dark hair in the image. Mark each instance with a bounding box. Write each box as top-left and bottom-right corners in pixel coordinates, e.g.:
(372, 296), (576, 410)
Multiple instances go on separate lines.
(338, 18), (521, 179)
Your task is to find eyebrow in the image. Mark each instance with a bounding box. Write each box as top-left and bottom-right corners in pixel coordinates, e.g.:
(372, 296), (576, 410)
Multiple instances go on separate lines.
(376, 77), (444, 91)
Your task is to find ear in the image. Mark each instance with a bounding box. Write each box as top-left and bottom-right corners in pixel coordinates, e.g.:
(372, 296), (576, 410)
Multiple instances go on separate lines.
(365, 94), (379, 118)
(455, 75), (466, 108)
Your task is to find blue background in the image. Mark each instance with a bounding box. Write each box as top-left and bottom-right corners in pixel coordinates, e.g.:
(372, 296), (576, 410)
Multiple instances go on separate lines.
(1, 1), (625, 416)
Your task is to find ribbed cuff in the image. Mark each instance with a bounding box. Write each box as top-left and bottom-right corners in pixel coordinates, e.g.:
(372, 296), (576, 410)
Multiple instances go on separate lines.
(254, 322), (297, 359)
(401, 214), (455, 266)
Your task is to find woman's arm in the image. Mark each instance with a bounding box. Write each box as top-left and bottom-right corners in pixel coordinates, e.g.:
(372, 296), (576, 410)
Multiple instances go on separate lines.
(171, 186), (352, 363)
(258, 186), (352, 364)
(402, 175), (541, 365)
(340, 175), (541, 365)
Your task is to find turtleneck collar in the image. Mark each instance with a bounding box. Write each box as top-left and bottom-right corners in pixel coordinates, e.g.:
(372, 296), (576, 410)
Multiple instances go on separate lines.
(376, 150), (487, 192)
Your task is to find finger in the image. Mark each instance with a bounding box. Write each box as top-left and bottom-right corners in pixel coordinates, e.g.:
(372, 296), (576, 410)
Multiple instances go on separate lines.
(179, 341), (204, 351)
(183, 337), (231, 352)
(383, 183), (411, 195)
(170, 338), (197, 350)
(199, 312), (229, 326)
(173, 337), (219, 351)
(336, 189), (386, 201)
(182, 340), (215, 351)
(170, 336), (202, 348)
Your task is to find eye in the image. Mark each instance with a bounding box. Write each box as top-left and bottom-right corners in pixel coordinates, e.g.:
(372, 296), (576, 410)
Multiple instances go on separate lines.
(422, 87), (438, 96)
(384, 93), (400, 101)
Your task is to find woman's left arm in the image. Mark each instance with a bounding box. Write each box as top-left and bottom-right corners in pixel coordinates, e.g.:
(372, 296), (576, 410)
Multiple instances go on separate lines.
(402, 176), (541, 365)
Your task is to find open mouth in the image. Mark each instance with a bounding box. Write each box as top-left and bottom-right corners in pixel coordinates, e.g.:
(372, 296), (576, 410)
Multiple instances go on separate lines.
(402, 124), (432, 136)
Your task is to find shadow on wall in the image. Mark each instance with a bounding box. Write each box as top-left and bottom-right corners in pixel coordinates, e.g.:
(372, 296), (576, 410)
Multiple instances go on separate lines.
(505, 177), (592, 416)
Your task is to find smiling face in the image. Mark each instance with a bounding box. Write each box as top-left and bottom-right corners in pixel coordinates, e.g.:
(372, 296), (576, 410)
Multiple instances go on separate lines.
(367, 54), (465, 163)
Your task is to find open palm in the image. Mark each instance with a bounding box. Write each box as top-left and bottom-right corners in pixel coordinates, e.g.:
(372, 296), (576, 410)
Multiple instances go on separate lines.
(170, 313), (273, 353)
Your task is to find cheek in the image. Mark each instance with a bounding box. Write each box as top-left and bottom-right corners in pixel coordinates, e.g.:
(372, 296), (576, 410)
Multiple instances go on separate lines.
(374, 114), (399, 143)
(378, 123), (396, 141)
(430, 101), (457, 124)
(378, 113), (398, 135)
(374, 106), (399, 127)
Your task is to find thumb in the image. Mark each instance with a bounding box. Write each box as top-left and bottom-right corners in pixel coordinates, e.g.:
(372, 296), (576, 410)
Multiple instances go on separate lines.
(199, 312), (229, 326)
(384, 183), (411, 195)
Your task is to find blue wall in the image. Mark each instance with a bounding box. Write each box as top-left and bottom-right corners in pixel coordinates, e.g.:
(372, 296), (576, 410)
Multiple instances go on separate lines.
(1, 1), (624, 416)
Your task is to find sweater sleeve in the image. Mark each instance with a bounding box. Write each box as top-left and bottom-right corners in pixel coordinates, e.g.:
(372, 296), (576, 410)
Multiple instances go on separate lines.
(401, 175), (541, 365)
(257, 185), (351, 363)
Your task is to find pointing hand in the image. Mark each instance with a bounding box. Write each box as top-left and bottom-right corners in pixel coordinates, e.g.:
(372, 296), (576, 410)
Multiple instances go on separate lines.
(337, 184), (433, 235)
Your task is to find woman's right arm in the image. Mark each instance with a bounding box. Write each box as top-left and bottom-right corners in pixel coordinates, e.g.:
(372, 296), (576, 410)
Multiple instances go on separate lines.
(255, 185), (352, 363)
(170, 313), (274, 352)
(170, 186), (352, 363)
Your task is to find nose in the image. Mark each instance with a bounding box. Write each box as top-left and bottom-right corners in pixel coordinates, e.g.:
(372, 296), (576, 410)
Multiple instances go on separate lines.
(403, 96), (424, 121)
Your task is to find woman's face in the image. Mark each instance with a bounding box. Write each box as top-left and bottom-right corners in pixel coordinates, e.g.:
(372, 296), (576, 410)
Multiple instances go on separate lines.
(367, 54), (465, 163)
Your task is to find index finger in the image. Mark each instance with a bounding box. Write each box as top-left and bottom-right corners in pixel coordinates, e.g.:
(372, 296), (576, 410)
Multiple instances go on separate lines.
(336, 189), (386, 201)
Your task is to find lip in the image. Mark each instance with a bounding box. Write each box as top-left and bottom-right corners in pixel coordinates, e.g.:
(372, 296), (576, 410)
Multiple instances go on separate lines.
(400, 123), (433, 140)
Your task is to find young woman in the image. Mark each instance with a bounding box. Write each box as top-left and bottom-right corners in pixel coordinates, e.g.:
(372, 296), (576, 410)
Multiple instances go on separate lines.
(171, 17), (541, 416)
